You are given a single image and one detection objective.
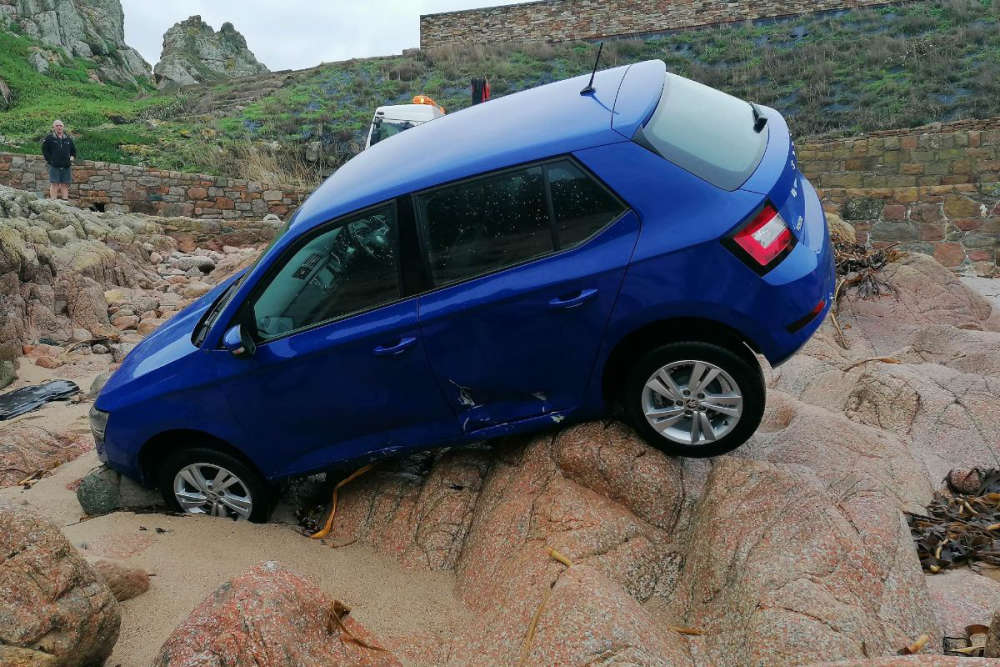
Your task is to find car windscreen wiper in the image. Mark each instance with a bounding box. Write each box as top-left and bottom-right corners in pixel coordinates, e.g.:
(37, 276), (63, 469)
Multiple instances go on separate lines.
(751, 102), (768, 133)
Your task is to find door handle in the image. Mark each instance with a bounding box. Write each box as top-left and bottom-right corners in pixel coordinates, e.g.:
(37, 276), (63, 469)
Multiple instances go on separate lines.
(373, 336), (417, 357)
(548, 288), (599, 310)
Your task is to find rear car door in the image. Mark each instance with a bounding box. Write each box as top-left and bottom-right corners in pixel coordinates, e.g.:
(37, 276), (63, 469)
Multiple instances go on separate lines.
(215, 203), (459, 478)
(415, 158), (639, 432)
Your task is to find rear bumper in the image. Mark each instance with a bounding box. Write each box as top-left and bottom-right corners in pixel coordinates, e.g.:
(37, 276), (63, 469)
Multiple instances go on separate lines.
(754, 177), (835, 365)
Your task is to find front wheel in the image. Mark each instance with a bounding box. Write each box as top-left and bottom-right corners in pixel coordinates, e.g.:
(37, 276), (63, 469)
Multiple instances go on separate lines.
(158, 447), (273, 523)
(623, 341), (765, 458)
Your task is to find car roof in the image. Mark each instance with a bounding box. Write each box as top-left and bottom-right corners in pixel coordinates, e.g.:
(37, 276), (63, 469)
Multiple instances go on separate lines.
(291, 60), (667, 232)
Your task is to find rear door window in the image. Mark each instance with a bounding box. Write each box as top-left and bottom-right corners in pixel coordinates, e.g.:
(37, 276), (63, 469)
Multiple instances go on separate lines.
(636, 73), (768, 191)
(414, 159), (627, 287)
(416, 166), (552, 286)
(547, 161), (626, 248)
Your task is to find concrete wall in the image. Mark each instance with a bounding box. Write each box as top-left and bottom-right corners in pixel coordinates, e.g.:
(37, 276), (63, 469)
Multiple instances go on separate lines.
(0, 153), (310, 220)
(420, 0), (896, 48)
(798, 118), (1000, 275)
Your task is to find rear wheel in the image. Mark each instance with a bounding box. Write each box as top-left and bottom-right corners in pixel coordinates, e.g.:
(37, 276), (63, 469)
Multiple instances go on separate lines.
(623, 341), (764, 458)
(158, 447), (273, 523)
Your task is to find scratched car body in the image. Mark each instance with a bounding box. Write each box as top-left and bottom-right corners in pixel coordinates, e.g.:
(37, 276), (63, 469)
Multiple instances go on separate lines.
(91, 60), (834, 521)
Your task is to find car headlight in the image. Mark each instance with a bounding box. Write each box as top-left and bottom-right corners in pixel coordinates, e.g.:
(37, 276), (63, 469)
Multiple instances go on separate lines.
(89, 405), (109, 448)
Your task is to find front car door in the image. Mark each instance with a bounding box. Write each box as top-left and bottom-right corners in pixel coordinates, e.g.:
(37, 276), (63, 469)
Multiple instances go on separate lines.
(415, 158), (639, 432)
(213, 202), (459, 478)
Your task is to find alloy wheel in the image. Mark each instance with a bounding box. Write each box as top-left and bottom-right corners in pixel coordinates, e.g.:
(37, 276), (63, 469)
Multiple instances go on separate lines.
(641, 359), (744, 445)
(173, 463), (253, 520)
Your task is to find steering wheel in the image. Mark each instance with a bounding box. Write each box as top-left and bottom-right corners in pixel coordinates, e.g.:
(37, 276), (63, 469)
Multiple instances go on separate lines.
(347, 223), (379, 261)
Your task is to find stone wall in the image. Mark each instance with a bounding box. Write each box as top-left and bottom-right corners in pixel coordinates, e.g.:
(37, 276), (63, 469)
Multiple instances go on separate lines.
(0, 152), (310, 221)
(420, 0), (895, 48)
(799, 118), (1000, 190)
(798, 118), (1000, 276)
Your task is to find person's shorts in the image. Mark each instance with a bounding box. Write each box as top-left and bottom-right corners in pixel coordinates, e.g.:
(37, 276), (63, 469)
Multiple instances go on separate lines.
(48, 166), (72, 184)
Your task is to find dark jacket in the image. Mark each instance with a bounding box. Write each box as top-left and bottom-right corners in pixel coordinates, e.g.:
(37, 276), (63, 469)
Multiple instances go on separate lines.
(42, 133), (76, 168)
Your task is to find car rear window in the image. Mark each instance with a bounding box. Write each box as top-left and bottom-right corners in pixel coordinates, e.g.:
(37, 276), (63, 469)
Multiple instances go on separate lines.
(636, 73), (768, 191)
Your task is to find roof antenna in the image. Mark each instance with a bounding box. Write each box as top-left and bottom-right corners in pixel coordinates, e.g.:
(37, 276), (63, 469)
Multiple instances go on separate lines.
(580, 42), (604, 96)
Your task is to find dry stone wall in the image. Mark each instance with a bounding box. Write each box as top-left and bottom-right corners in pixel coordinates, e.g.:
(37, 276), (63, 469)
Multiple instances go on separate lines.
(798, 118), (1000, 276)
(0, 152), (309, 221)
(420, 0), (896, 48)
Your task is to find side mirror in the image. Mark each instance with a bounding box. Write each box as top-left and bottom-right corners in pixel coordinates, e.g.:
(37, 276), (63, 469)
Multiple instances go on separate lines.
(223, 324), (256, 359)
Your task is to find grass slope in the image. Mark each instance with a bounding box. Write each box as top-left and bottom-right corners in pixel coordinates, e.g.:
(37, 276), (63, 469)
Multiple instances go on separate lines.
(0, 29), (172, 163)
(1, 0), (999, 184)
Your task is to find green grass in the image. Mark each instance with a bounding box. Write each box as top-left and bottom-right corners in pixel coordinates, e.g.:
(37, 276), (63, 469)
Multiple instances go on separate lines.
(2, 0), (1000, 183)
(207, 0), (1000, 179)
(0, 29), (168, 161)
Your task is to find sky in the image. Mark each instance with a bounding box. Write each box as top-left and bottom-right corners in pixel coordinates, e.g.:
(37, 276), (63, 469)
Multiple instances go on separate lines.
(120, 1), (535, 71)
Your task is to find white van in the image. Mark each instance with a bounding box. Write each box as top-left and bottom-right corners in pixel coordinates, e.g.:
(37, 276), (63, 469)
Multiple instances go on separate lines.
(365, 97), (446, 149)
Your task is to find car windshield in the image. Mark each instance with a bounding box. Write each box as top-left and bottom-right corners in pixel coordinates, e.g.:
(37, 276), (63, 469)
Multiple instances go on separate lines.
(192, 218), (292, 346)
(636, 73), (769, 191)
(369, 117), (416, 147)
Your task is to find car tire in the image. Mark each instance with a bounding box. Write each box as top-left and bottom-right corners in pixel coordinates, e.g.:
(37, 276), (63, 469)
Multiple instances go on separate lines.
(158, 447), (274, 523)
(623, 341), (765, 458)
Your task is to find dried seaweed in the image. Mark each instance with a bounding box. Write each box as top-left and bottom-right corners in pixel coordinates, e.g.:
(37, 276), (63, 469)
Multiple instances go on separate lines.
(834, 240), (901, 302)
(907, 469), (1000, 572)
(829, 240), (903, 349)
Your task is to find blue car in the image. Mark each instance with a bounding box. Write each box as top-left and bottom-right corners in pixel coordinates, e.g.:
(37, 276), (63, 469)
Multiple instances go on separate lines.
(90, 60), (834, 521)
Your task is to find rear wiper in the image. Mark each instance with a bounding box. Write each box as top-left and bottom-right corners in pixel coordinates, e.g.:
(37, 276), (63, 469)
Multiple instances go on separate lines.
(751, 103), (768, 133)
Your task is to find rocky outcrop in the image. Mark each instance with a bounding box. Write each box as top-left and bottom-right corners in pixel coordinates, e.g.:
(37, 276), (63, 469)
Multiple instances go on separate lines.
(0, 423), (91, 489)
(304, 249), (1000, 664)
(154, 561), (398, 666)
(154, 16), (268, 88)
(0, 504), (121, 665)
(0, 0), (150, 85)
(0, 185), (262, 378)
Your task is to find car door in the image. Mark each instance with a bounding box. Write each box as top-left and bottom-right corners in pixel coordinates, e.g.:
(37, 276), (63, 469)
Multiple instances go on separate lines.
(415, 158), (639, 432)
(214, 202), (460, 478)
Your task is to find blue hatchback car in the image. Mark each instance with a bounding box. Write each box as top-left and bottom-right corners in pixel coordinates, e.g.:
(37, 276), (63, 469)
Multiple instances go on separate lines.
(91, 60), (834, 521)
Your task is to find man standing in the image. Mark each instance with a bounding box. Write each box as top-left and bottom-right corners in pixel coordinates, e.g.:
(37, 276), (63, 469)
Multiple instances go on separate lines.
(42, 120), (76, 200)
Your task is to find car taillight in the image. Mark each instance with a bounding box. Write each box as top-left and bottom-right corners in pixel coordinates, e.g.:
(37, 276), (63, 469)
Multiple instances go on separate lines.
(725, 203), (796, 274)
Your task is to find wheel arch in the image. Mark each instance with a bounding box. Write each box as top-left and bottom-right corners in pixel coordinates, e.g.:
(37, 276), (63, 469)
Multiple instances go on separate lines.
(138, 429), (263, 487)
(600, 317), (761, 407)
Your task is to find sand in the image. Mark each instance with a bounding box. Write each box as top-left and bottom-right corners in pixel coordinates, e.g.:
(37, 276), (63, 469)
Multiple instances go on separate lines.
(0, 353), (468, 666)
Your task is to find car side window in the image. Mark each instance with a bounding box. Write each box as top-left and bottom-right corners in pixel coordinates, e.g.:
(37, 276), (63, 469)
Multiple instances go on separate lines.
(415, 166), (553, 286)
(414, 159), (626, 287)
(547, 161), (627, 248)
(251, 205), (399, 339)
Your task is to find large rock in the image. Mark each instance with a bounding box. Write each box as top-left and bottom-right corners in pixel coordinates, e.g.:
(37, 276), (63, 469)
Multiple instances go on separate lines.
(154, 15), (268, 88)
(0, 504), (121, 665)
(153, 561), (399, 666)
(0, 424), (91, 489)
(328, 448), (491, 570)
(0, 0), (151, 84)
(452, 429), (686, 662)
(76, 466), (121, 515)
(837, 253), (1000, 355)
(76, 465), (161, 515)
(522, 564), (689, 665)
(0, 358), (14, 389)
(675, 458), (939, 665)
(925, 569), (1000, 637)
(91, 559), (151, 602)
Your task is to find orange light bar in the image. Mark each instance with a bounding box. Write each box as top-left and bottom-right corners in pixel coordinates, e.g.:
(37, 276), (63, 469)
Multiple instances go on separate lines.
(412, 95), (445, 113)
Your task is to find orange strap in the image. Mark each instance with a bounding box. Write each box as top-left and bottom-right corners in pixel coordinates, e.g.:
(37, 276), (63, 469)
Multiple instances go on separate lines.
(309, 463), (376, 539)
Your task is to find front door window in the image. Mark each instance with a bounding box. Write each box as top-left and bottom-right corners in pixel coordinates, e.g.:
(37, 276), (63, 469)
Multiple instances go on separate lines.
(252, 205), (399, 339)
